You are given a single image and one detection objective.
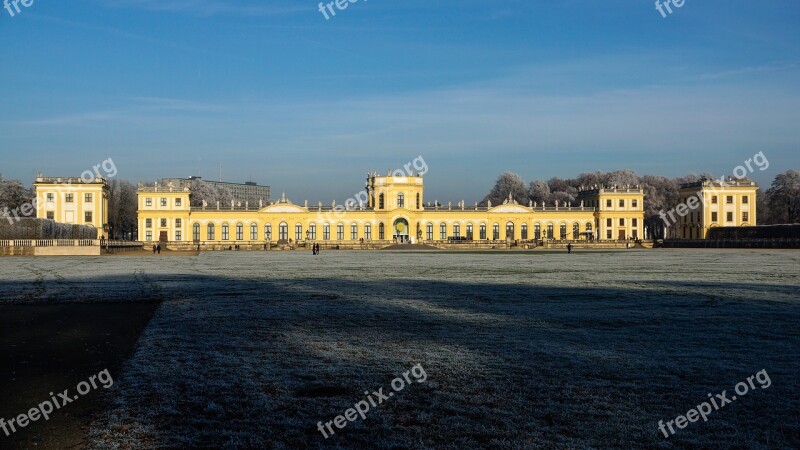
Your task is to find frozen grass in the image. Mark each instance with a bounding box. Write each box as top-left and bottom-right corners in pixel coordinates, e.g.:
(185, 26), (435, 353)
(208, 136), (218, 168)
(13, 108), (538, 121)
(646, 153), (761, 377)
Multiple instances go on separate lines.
(1, 249), (799, 448)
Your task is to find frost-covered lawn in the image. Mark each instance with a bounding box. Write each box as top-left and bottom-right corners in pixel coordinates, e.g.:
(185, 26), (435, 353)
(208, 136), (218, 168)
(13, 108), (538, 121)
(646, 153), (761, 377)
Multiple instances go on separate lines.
(1, 249), (799, 449)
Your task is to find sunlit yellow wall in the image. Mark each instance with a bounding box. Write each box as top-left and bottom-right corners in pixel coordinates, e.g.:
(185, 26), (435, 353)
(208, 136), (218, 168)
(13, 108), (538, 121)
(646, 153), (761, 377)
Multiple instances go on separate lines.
(137, 176), (645, 244)
(34, 176), (109, 233)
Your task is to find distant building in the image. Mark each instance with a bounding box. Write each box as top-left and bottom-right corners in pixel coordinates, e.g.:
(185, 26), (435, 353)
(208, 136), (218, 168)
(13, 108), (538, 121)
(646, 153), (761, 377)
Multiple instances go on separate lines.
(674, 178), (758, 239)
(160, 177), (271, 206)
(137, 172), (646, 244)
(33, 175), (109, 233)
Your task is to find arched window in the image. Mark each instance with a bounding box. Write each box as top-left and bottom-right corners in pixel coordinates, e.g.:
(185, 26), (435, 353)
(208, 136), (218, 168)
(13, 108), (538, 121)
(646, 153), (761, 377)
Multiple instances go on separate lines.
(560, 224), (567, 240)
(264, 223), (272, 241)
(378, 222), (385, 240)
(453, 223), (461, 238)
(364, 223), (372, 240)
(492, 223), (500, 240)
(506, 222), (515, 240)
(426, 223), (433, 240)
(573, 223), (580, 240)
(534, 223), (541, 239)
(222, 223), (229, 240)
(479, 223), (487, 240)
(251, 223), (258, 241)
(379, 193), (385, 209)
(585, 222), (593, 240)
(279, 222), (288, 241)
(295, 223), (303, 241)
(193, 223), (200, 242)
(337, 223), (344, 240)
(323, 224), (331, 240)
(235, 223), (243, 241)
(521, 223), (528, 240)
(546, 224), (554, 239)
(309, 223), (317, 240)
(466, 223), (474, 240)
(397, 193), (405, 208)
(351, 223), (358, 240)
(207, 223), (215, 240)
(440, 223), (447, 240)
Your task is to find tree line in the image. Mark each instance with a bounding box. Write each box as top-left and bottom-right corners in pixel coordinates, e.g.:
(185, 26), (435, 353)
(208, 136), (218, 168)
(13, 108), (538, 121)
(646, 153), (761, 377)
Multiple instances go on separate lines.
(483, 169), (800, 239)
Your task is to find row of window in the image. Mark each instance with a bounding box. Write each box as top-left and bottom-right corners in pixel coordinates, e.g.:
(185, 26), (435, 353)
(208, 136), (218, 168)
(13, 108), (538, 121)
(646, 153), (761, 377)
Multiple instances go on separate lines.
(144, 197), (182, 208)
(710, 195), (748, 205)
(377, 193), (421, 210)
(605, 218), (639, 227)
(45, 193), (92, 203)
(44, 211), (93, 222)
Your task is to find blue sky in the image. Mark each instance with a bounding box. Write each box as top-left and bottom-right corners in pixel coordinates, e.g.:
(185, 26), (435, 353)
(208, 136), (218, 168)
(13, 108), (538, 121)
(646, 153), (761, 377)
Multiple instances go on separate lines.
(1, 0), (799, 202)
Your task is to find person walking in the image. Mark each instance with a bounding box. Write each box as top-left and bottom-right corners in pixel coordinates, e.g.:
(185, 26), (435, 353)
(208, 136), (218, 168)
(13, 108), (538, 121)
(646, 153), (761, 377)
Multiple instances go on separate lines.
(152, 244), (156, 254)
(567, 243), (572, 254)
(156, 243), (161, 254)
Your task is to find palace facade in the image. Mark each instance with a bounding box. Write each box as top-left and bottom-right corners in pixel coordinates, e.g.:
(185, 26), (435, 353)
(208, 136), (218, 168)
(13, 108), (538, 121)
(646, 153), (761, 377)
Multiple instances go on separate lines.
(136, 173), (646, 246)
(673, 179), (759, 240)
(33, 175), (109, 233)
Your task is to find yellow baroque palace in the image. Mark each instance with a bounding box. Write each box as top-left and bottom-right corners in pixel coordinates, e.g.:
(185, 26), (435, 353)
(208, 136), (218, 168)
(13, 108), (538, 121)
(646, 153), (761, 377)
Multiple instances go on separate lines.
(137, 173), (646, 247)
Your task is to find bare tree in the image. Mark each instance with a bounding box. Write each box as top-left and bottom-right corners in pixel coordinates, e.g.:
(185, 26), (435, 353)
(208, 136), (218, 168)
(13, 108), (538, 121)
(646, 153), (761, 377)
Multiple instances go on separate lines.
(0, 174), (33, 213)
(483, 172), (528, 205)
(528, 180), (551, 204)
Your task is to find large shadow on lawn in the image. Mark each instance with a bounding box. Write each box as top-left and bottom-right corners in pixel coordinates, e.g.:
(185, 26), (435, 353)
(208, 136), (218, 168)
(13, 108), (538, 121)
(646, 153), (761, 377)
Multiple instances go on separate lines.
(0, 274), (798, 449)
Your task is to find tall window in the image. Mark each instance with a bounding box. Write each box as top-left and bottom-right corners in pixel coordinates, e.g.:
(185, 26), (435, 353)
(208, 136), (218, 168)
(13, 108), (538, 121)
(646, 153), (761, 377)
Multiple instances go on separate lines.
(364, 223), (371, 240)
(440, 223), (447, 240)
(46, 211), (54, 220)
(379, 193), (385, 209)
(619, 199), (625, 207)
(351, 223), (358, 240)
(160, 198), (166, 206)
(727, 212), (733, 222)
(175, 218), (182, 228)
(416, 193), (421, 209)
(712, 212), (718, 222)
(85, 194), (93, 203)
(619, 218), (625, 226)
(632, 218), (638, 227)
(727, 196), (733, 204)
(264, 223), (272, 240)
(467, 224), (474, 240)
(534, 224), (541, 239)
(632, 200), (638, 208)
(743, 212), (749, 222)
(426, 223), (433, 240)
(161, 218), (167, 227)
(296, 224), (303, 241)
(521, 223), (528, 240)
(175, 198), (182, 207)
(606, 199), (612, 208)
(236, 223), (243, 240)
(547, 224), (554, 239)
(222, 223), (229, 240)
(712, 196), (718, 204)
(492, 223), (500, 240)
(323, 224), (330, 240)
(585, 222), (592, 238)
(573, 223), (579, 240)
(309, 223), (317, 240)
(480, 223), (487, 240)
(397, 193), (405, 208)
(453, 223), (461, 238)
(146, 218), (152, 228)
(743, 196), (749, 204)
(279, 222), (289, 241)
(506, 222), (514, 240)
(337, 223), (344, 240)
(175, 231), (182, 241)
(193, 223), (200, 241)
(560, 224), (567, 240)
(251, 223), (259, 240)
(379, 223), (385, 240)
(207, 223), (215, 240)
(66, 194), (74, 203)
(607, 218), (613, 227)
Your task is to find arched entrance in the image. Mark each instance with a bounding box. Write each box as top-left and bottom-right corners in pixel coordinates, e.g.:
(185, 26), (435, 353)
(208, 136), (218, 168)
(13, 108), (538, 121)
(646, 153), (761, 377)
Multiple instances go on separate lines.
(393, 218), (410, 243)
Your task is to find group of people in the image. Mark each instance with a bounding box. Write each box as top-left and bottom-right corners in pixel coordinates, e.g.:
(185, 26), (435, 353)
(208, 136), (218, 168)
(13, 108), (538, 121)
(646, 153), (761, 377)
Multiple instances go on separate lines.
(151, 244), (161, 254)
(311, 243), (321, 255)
